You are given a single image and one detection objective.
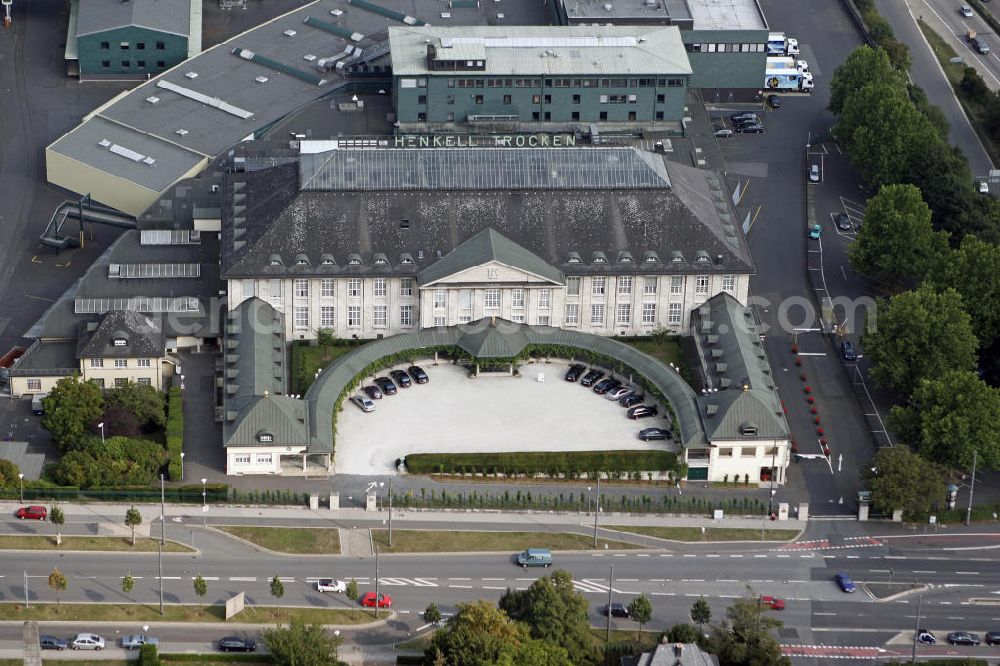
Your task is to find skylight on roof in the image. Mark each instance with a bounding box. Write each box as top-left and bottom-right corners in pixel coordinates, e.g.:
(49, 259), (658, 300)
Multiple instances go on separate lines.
(156, 80), (254, 120)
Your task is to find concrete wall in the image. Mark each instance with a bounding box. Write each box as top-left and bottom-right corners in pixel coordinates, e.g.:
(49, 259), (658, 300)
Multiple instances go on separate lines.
(78, 26), (187, 79)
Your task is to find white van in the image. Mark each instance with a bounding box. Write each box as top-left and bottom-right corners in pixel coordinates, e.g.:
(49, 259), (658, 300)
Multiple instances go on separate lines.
(31, 393), (47, 415)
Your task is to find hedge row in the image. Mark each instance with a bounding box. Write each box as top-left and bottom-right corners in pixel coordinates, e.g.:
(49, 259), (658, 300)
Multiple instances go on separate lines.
(165, 386), (183, 481)
(403, 450), (681, 476)
(0, 483), (228, 503)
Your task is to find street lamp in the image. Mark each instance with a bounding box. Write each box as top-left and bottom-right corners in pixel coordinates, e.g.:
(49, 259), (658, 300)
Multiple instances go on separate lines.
(17, 473), (24, 503)
(179, 452), (185, 480)
(587, 486), (592, 515)
(97, 422), (105, 444)
(201, 478), (208, 528)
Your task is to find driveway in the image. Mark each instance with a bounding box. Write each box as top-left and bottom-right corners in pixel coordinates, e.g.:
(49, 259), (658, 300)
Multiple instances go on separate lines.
(334, 361), (676, 475)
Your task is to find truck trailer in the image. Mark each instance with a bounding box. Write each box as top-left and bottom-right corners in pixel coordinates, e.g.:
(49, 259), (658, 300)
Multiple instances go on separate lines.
(763, 69), (813, 92)
(766, 33), (799, 56)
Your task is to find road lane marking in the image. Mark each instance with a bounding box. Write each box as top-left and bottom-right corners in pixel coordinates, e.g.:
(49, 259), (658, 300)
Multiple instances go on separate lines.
(449, 577), (471, 581)
(483, 586), (506, 590)
(483, 578), (504, 581)
(956, 571), (979, 575)
(230, 577), (255, 582)
(449, 585), (473, 589)
(719, 595), (739, 599)
(618, 578), (638, 582)
(913, 570), (936, 574)
(683, 554), (697, 558)
(814, 612), (836, 616)
(730, 554), (743, 558)
(754, 555), (767, 558)
(717, 580), (739, 583)
(706, 554), (719, 558)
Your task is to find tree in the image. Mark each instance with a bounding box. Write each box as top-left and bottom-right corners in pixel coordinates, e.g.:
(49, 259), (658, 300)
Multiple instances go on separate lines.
(424, 602), (443, 625)
(628, 594), (653, 640)
(122, 572), (135, 615)
(496, 639), (573, 666)
(270, 573), (285, 611)
(49, 505), (64, 527)
(829, 45), (904, 115)
(960, 66), (991, 105)
(40, 377), (103, 450)
(48, 567), (67, 612)
(345, 578), (359, 618)
(105, 381), (166, 430)
(890, 370), (1000, 470)
(667, 623), (702, 644)
(709, 593), (790, 666)
(125, 506), (142, 547)
(849, 184), (949, 285)
(498, 570), (597, 665)
(928, 235), (1000, 348)
(862, 285), (978, 396)
(0, 459), (20, 487)
(690, 596), (712, 632)
(262, 616), (343, 666)
(862, 447), (945, 519)
(193, 574), (207, 612)
(99, 405), (140, 438)
(427, 600), (528, 666)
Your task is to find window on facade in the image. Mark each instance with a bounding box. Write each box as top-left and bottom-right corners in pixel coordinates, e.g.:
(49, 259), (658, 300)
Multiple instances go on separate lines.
(137, 377), (151, 386)
(294, 306), (309, 330)
(538, 288), (551, 308)
(564, 303), (579, 325)
(156, 60), (165, 68)
(156, 40), (165, 49)
(538, 314), (550, 326)
(400, 305), (414, 327)
(459, 289), (472, 310)
(400, 278), (414, 297)
(618, 276), (632, 295)
(591, 304), (605, 326)
(600, 111), (608, 121)
(269, 279), (282, 302)
(121, 60), (130, 68)
(120, 41), (130, 49)
(27, 379), (41, 391)
(99, 41), (110, 49)
(101, 60), (111, 68)
(137, 60), (146, 68)
(670, 276), (684, 295)
(484, 289), (501, 310)
(696, 275), (710, 295)
(668, 303), (682, 324)
(512, 288), (524, 308)
(90, 358), (104, 368)
(294, 279), (308, 298)
(640, 303), (655, 324)
(348, 278), (361, 298)
(91, 378), (105, 388)
(321, 306), (335, 328)
(643, 276), (657, 294)
(137, 42), (145, 50)
(566, 277), (580, 296)
(723, 275), (736, 292)
(592, 276), (607, 296)
(114, 359), (127, 368)
(474, 95), (483, 105)
(512, 313), (525, 323)
(418, 95), (427, 105)
(373, 278), (387, 297)
(256, 454), (273, 465)
(347, 306), (361, 327)
(234, 454), (251, 464)
(434, 315), (447, 326)
(137, 358), (151, 367)
(433, 289), (447, 308)
(114, 378), (128, 387)
(616, 303), (631, 325)
(374, 305), (387, 328)
(321, 278), (335, 298)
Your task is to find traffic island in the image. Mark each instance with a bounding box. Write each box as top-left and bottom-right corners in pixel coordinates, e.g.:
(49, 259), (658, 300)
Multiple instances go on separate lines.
(862, 581), (928, 601)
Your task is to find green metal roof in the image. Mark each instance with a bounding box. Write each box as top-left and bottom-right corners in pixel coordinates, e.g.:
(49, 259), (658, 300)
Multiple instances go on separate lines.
(417, 228), (564, 286)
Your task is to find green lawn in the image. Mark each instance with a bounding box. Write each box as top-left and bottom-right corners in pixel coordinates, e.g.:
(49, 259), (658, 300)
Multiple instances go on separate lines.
(622, 337), (684, 367)
(217, 525), (341, 555)
(290, 344), (358, 394)
(0, 535), (192, 552)
(370, 529), (641, 553)
(0, 602), (372, 624)
(604, 525), (801, 542)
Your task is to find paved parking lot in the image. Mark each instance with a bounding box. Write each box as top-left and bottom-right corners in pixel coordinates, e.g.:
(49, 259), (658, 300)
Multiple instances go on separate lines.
(334, 361), (676, 475)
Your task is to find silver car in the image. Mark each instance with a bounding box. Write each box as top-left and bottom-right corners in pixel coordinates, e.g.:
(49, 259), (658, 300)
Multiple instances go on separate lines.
(71, 634), (105, 650)
(351, 395), (375, 413)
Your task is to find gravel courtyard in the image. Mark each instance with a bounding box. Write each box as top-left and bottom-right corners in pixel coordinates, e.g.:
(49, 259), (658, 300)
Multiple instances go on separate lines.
(334, 360), (677, 475)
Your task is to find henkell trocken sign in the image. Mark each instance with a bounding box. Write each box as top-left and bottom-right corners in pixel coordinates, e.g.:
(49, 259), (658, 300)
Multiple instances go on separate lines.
(393, 134), (578, 148)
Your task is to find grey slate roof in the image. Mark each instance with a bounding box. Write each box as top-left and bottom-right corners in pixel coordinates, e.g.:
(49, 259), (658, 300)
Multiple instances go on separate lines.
(456, 319), (530, 358)
(77, 311), (166, 359)
(221, 147), (754, 281)
(389, 25), (692, 76)
(418, 229), (564, 286)
(625, 641), (719, 666)
(76, 0), (193, 37)
(8, 341), (79, 377)
(692, 293), (788, 442)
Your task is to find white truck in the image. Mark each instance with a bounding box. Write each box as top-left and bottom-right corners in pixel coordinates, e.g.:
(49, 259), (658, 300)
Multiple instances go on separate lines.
(763, 69), (813, 92)
(766, 33), (800, 56)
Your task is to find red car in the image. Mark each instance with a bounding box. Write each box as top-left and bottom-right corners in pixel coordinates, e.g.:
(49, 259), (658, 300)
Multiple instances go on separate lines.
(16, 506), (47, 520)
(760, 595), (785, 610)
(360, 592), (392, 608)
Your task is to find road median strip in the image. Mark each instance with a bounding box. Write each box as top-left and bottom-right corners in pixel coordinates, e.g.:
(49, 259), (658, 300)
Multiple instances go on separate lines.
(0, 602), (381, 625)
(0, 534), (193, 553)
(602, 525), (801, 542)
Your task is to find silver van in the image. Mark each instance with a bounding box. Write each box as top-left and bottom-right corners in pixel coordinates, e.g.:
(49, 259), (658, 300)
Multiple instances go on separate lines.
(517, 548), (553, 568)
(31, 393), (47, 415)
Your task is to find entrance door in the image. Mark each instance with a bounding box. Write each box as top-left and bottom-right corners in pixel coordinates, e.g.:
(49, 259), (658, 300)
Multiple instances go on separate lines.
(686, 466), (708, 481)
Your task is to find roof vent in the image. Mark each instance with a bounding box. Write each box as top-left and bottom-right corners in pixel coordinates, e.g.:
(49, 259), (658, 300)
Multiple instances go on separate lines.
(436, 250), (443, 258)
(283, 29), (297, 37)
(146, 96), (160, 104)
(716, 254), (724, 265)
(401, 219), (410, 228)
(706, 403), (718, 416)
(254, 76), (269, 84)
(175, 129), (188, 136)
(185, 71), (198, 79)
(417, 250), (425, 260)
(603, 2), (612, 9)
(303, 54), (317, 62)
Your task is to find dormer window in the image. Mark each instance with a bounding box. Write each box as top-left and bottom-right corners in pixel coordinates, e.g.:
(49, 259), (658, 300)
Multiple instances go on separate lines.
(567, 252), (582, 264)
(591, 251), (607, 264)
(400, 219), (410, 229)
(347, 255), (362, 266)
(373, 253), (389, 266)
(618, 251), (633, 263)
(739, 421), (758, 437)
(670, 251), (685, 263)
(294, 254), (310, 266)
(113, 338), (128, 347)
(320, 254), (336, 266)
(399, 253), (414, 265)
(257, 432), (274, 443)
(268, 254), (283, 267)
(695, 251), (711, 263)
(644, 251), (659, 263)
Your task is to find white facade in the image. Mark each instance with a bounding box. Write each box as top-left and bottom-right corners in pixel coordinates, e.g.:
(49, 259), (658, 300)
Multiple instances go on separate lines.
(79, 355), (169, 390)
(685, 440), (787, 484)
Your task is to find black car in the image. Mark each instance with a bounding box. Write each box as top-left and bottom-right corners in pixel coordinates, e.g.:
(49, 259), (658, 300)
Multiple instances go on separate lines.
(564, 364), (586, 382)
(363, 385), (383, 400)
(408, 365), (429, 384)
(835, 212), (852, 231)
(730, 112), (758, 124)
(39, 636), (68, 650)
(638, 427), (671, 441)
(219, 637), (257, 652)
(619, 393), (644, 408)
(580, 369), (605, 387)
(841, 341), (857, 362)
(389, 369), (412, 388)
(604, 602), (630, 618)
(985, 631), (1000, 646)
(627, 405), (659, 420)
(766, 94), (781, 109)
(736, 123), (765, 134)
(593, 378), (622, 395)
(373, 377), (397, 395)
(947, 631), (981, 646)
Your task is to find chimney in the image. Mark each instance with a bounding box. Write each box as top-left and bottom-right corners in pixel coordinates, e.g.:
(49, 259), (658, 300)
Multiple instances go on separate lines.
(674, 643), (684, 658)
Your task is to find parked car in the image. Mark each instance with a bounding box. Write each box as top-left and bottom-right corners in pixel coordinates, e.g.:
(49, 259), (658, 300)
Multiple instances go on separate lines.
(809, 164), (820, 183)
(985, 631), (1000, 645)
(947, 631), (981, 646)
(736, 123), (765, 134)
(834, 572), (855, 593)
(627, 405), (659, 420)
(731, 112), (758, 124)
(766, 94), (781, 109)
(564, 364), (586, 382)
(841, 341), (857, 361)
(389, 369), (412, 388)
(15, 505), (47, 520)
(760, 595), (785, 610)
(714, 128), (734, 138)
(917, 630), (937, 645)
(809, 224), (823, 240)
(374, 377), (397, 395)
(39, 636), (68, 650)
(316, 578), (347, 593)
(980, 181), (990, 194)
(604, 602), (630, 618)
(218, 637), (257, 652)
(121, 634), (159, 650)
(638, 427), (671, 441)
(835, 212), (852, 230)
(408, 365), (429, 383)
(71, 634), (106, 650)
(961, 4), (975, 17)
(351, 395), (375, 413)
(619, 393), (644, 408)
(606, 386), (631, 401)
(361, 592), (392, 608)
(592, 378), (622, 395)
(363, 385), (383, 400)
(580, 369), (604, 387)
